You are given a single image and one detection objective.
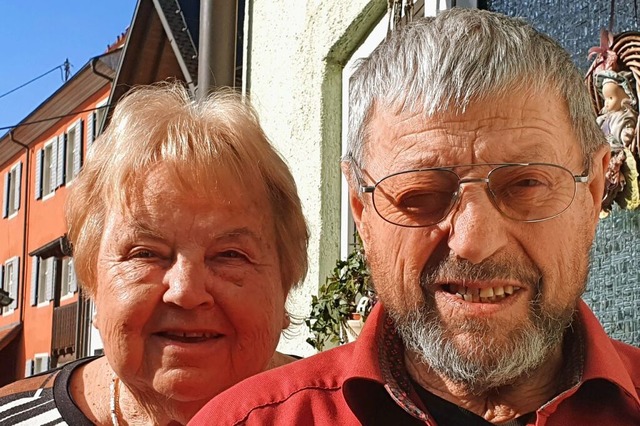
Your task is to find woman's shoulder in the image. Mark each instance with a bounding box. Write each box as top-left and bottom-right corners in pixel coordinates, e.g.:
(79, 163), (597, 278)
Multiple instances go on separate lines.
(0, 369), (58, 399)
(0, 356), (99, 425)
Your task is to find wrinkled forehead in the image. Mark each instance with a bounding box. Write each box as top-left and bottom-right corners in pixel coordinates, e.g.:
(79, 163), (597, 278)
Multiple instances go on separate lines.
(363, 88), (578, 170)
(110, 157), (266, 216)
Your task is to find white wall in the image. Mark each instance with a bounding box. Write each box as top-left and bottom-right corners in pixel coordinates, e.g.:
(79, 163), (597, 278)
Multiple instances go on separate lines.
(245, 0), (387, 356)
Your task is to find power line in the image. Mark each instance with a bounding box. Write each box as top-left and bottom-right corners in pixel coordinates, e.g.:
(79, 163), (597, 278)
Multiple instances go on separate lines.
(0, 63), (67, 101)
(0, 105), (110, 132)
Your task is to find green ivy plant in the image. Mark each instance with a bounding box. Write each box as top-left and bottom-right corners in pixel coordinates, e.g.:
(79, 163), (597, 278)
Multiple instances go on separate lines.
(306, 238), (376, 351)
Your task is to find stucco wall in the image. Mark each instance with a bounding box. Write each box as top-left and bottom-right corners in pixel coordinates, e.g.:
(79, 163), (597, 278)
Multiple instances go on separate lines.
(245, 0), (386, 356)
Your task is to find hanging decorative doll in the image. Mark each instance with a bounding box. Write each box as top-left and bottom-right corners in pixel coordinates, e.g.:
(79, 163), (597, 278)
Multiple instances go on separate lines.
(587, 30), (640, 214)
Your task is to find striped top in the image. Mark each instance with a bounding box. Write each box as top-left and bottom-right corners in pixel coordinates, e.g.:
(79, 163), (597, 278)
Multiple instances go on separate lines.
(0, 357), (96, 425)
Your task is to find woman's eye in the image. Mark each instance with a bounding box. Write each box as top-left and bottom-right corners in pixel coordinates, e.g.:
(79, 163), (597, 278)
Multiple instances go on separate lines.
(129, 249), (156, 259)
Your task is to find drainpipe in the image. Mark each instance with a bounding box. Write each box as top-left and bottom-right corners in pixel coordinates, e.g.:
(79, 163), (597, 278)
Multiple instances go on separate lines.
(9, 131), (29, 327)
(197, 0), (238, 98)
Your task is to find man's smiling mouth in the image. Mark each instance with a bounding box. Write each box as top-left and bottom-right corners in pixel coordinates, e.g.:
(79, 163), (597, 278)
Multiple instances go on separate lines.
(443, 284), (521, 303)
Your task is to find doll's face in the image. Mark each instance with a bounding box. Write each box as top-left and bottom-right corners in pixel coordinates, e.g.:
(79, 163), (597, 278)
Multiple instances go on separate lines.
(603, 82), (629, 112)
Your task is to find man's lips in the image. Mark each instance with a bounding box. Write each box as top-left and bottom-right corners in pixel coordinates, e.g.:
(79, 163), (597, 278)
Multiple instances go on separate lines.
(442, 283), (523, 303)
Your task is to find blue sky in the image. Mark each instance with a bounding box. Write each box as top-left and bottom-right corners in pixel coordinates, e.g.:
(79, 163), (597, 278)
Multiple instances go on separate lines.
(0, 1), (137, 130)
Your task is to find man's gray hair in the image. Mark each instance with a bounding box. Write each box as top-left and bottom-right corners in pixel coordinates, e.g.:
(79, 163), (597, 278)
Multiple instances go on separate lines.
(346, 8), (605, 170)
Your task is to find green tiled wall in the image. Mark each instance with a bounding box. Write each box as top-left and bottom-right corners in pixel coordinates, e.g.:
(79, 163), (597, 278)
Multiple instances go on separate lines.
(484, 0), (639, 346)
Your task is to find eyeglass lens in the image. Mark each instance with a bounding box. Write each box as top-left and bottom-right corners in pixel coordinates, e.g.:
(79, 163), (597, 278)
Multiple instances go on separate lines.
(371, 164), (578, 227)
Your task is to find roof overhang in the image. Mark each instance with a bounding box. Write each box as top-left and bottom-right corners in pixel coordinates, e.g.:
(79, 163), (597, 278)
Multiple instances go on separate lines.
(0, 322), (22, 352)
(105, 0), (199, 127)
(0, 48), (122, 166)
(29, 235), (72, 259)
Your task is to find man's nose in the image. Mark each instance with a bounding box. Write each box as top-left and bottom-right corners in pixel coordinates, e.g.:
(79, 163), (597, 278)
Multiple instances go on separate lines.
(163, 256), (215, 309)
(444, 185), (509, 264)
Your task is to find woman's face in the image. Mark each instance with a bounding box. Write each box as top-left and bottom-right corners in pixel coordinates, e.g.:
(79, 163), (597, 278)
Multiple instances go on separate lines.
(94, 164), (288, 408)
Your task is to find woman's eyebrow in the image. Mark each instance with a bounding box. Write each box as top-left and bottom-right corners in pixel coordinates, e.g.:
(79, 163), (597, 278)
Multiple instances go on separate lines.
(213, 227), (262, 244)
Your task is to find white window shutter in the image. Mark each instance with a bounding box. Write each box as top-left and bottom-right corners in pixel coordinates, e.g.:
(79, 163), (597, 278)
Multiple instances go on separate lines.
(35, 149), (43, 199)
(10, 257), (18, 310)
(56, 135), (65, 188)
(30, 257), (39, 306)
(24, 359), (33, 377)
(45, 258), (55, 302)
(69, 259), (77, 293)
(44, 355), (50, 371)
(14, 162), (21, 212)
(2, 172), (8, 218)
(87, 112), (94, 146)
(74, 120), (83, 175)
(50, 139), (57, 191)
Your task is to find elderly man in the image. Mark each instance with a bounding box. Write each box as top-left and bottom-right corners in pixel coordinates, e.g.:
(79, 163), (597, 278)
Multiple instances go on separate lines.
(191, 8), (640, 425)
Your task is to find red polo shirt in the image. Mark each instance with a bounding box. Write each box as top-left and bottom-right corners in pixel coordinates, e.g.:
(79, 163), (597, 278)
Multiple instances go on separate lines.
(190, 300), (640, 425)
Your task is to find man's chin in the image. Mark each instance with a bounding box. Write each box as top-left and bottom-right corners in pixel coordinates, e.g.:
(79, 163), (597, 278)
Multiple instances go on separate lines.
(394, 306), (570, 394)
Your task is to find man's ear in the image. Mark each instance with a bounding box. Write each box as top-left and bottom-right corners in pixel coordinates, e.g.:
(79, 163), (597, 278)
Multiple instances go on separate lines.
(589, 144), (611, 221)
(341, 161), (367, 242)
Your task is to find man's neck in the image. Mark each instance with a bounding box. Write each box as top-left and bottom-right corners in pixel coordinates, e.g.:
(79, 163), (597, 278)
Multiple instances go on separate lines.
(404, 344), (566, 424)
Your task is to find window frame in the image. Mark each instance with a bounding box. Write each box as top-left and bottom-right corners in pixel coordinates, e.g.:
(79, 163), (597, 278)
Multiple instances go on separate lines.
(60, 257), (76, 300)
(33, 353), (50, 374)
(41, 139), (56, 199)
(36, 257), (53, 306)
(64, 120), (83, 185)
(1, 257), (18, 315)
(3, 162), (21, 219)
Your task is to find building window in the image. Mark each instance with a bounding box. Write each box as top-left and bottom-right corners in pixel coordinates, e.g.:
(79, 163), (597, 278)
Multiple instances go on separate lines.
(36, 140), (56, 199)
(1, 257), (19, 314)
(60, 257), (77, 299)
(63, 121), (83, 184)
(2, 162), (22, 218)
(88, 100), (108, 145)
(31, 256), (54, 306)
(33, 353), (50, 374)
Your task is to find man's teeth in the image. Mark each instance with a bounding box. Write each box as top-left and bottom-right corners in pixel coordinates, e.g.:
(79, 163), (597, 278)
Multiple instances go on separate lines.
(450, 284), (518, 303)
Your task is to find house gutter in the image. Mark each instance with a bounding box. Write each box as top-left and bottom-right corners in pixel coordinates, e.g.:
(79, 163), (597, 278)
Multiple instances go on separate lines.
(90, 58), (114, 82)
(9, 131), (29, 326)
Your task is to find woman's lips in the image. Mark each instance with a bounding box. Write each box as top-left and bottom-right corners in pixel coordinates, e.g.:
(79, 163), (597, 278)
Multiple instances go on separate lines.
(155, 331), (222, 343)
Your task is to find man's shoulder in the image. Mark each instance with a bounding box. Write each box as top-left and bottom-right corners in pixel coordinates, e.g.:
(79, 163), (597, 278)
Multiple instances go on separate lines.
(611, 338), (640, 378)
(190, 344), (357, 425)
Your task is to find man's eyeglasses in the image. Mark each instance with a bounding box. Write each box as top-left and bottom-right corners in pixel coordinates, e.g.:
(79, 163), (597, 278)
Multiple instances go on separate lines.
(354, 163), (589, 228)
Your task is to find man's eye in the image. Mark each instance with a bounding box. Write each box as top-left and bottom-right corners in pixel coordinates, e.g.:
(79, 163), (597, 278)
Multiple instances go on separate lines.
(512, 178), (545, 187)
(219, 250), (247, 260)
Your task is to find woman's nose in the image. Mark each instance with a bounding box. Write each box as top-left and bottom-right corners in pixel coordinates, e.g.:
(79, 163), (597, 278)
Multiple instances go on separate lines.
(163, 256), (215, 309)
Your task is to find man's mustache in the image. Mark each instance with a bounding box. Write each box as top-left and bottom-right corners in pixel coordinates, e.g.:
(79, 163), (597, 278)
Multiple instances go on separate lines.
(420, 253), (543, 290)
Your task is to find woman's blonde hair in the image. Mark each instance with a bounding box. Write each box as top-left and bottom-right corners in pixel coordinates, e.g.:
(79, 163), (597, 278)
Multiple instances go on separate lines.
(66, 82), (308, 297)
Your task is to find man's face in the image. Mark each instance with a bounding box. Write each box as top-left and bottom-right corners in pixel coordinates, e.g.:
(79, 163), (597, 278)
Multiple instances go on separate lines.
(348, 90), (607, 391)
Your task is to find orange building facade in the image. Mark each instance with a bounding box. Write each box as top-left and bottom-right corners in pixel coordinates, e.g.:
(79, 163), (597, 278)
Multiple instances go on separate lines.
(0, 41), (123, 385)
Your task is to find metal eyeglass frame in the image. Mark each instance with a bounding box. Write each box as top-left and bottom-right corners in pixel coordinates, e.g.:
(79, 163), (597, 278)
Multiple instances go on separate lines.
(351, 161), (589, 228)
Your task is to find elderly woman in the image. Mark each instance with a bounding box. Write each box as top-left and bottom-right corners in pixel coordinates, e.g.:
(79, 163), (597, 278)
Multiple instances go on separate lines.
(0, 83), (308, 425)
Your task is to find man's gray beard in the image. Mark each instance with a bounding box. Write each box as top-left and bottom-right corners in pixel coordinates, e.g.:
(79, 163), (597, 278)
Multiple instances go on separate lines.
(390, 256), (582, 395)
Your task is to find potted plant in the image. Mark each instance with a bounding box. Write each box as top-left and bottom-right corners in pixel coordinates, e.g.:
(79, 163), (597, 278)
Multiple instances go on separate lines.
(305, 237), (377, 351)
